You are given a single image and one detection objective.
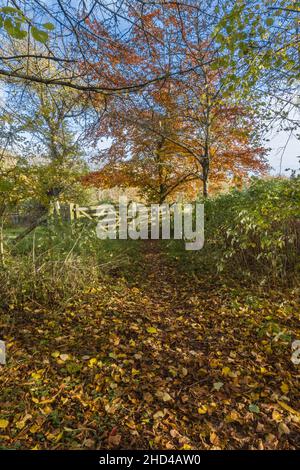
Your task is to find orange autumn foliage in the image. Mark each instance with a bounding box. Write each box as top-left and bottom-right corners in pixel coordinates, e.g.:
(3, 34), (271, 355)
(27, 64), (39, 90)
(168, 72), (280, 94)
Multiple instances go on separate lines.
(81, 2), (267, 200)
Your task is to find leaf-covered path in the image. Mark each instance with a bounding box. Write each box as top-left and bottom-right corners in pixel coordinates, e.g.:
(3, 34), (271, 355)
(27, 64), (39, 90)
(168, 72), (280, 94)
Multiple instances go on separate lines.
(1, 241), (300, 449)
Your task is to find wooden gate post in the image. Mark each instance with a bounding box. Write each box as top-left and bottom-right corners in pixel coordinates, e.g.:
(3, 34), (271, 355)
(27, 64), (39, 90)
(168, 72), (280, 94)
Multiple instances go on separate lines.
(68, 203), (80, 221)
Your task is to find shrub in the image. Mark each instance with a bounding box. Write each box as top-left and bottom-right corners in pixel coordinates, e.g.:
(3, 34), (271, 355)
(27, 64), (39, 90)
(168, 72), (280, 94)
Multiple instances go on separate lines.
(204, 177), (300, 282)
(168, 177), (300, 284)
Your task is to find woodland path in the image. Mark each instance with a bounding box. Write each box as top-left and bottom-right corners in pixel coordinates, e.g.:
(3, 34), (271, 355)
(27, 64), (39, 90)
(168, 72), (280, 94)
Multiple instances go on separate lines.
(1, 241), (299, 449)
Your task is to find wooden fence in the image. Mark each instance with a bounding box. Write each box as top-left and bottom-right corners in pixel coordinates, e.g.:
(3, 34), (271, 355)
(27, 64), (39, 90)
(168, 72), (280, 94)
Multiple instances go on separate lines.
(67, 203), (170, 223)
(68, 203), (101, 221)
(7, 203), (172, 230)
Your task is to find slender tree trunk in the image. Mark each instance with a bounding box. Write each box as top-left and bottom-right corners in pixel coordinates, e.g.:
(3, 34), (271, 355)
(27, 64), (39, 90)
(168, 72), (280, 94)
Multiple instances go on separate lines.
(202, 178), (208, 198)
(159, 186), (167, 205)
(0, 219), (5, 267)
(203, 84), (210, 199)
(202, 161), (209, 198)
(0, 207), (6, 267)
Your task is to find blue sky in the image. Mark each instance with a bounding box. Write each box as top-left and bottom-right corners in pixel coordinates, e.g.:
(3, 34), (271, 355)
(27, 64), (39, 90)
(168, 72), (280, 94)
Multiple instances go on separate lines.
(97, 130), (300, 176)
(268, 130), (299, 175)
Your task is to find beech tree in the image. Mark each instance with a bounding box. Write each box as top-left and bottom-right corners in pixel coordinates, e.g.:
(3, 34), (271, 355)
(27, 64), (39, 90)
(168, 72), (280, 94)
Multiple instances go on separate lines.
(83, 2), (267, 198)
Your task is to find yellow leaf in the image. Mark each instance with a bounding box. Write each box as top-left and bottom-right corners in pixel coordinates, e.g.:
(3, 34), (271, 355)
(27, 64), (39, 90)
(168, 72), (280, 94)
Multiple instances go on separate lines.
(47, 431), (63, 442)
(222, 366), (231, 376)
(15, 413), (32, 430)
(147, 326), (158, 334)
(209, 358), (220, 368)
(278, 401), (300, 418)
(125, 420), (136, 430)
(42, 405), (52, 415)
(15, 420), (26, 430)
(198, 405), (207, 415)
(30, 423), (40, 434)
(162, 392), (172, 402)
(153, 410), (165, 419)
(181, 443), (192, 450)
(272, 410), (282, 422)
(225, 410), (240, 423)
(280, 382), (289, 394)
(156, 390), (172, 402)
(31, 369), (44, 381)
(88, 358), (97, 367)
(0, 419), (9, 429)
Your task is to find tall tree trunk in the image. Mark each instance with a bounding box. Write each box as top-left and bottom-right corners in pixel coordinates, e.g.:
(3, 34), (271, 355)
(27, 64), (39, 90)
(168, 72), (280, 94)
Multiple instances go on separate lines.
(202, 161), (209, 198)
(0, 207), (6, 267)
(202, 178), (208, 198)
(159, 185), (166, 205)
(0, 220), (5, 267)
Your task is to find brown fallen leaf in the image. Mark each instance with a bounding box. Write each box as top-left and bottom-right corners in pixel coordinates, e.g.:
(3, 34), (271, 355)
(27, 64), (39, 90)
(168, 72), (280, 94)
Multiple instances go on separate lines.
(108, 434), (121, 447)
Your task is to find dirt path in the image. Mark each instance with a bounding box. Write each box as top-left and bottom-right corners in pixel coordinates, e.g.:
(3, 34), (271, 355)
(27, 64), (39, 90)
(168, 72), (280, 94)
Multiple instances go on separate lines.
(1, 241), (299, 449)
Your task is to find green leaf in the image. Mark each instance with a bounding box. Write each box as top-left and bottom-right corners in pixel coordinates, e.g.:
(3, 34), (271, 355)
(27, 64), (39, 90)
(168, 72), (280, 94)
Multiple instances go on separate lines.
(249, 404), (260, 414)
(0, 6), (19, 14)
(266, 18), (274, 27)
(42, 22), (55, 31)
(13, 29), (27, 39)
(3, 17), (26, 39)
(31, 26), (48, 43)
(12, 24), (27, 39)
(4, 17), (14, 34)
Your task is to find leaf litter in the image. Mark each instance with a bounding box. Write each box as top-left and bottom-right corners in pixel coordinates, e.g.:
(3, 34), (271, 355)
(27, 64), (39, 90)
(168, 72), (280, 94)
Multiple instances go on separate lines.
(0, 241), (299, 449)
